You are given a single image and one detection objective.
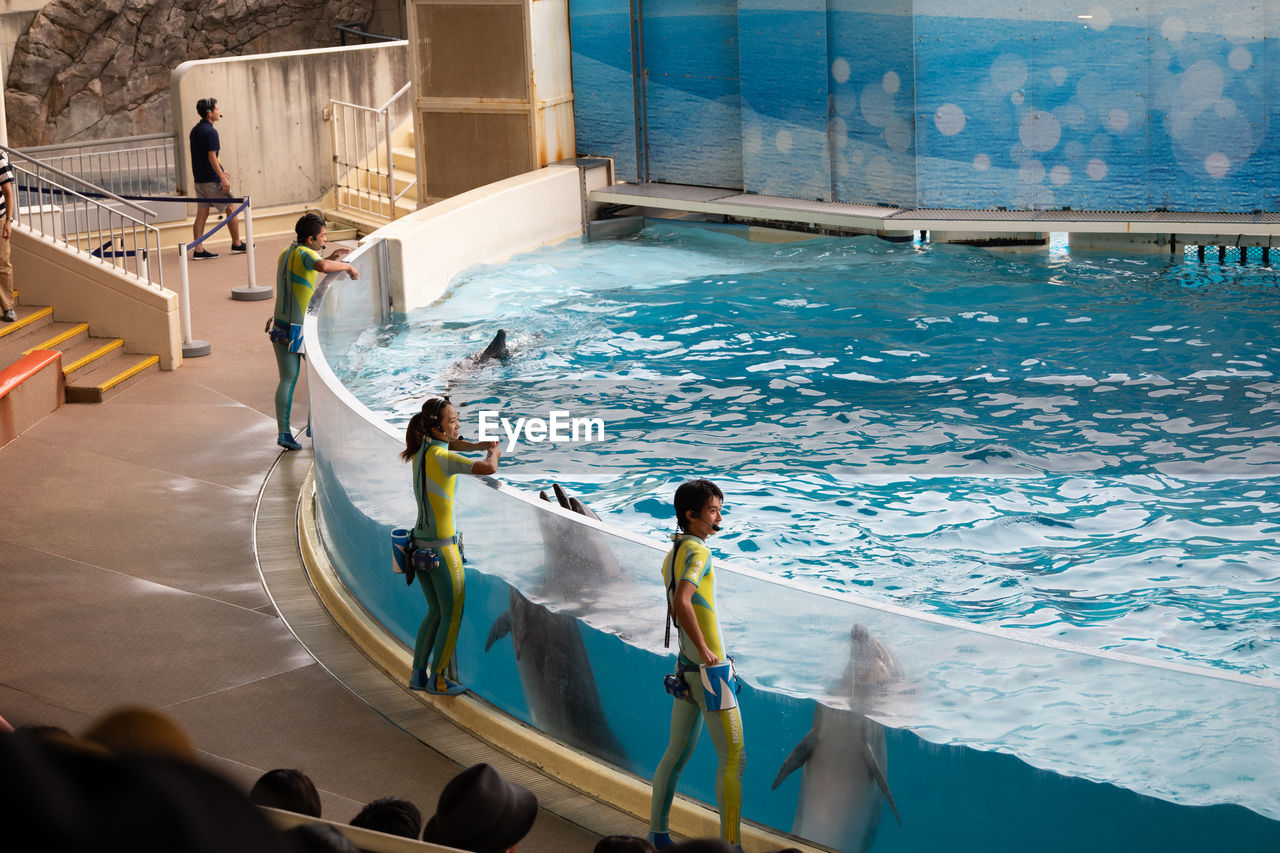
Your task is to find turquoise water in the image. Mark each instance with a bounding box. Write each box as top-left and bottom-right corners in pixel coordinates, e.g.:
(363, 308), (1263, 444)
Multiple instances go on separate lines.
(336, 221), (1280, 677)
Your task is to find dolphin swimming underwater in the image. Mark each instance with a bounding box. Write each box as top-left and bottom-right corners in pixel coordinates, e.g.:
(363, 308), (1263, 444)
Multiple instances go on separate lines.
(772, 624), (903, 853)
(483, 483), (631, 769)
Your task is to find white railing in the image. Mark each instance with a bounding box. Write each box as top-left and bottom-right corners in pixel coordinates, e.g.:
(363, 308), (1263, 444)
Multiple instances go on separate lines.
(332, 82), (415, 222)
(18, 134), (176, 198)
(3, 144), (164, 290)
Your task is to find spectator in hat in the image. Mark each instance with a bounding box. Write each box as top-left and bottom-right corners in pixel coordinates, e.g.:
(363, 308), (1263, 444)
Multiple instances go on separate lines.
(421, 763), (537, 853)
(249, 767), (323, 817)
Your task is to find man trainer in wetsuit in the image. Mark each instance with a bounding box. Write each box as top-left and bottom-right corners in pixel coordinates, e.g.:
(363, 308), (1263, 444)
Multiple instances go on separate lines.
(649, 479), (746, 850)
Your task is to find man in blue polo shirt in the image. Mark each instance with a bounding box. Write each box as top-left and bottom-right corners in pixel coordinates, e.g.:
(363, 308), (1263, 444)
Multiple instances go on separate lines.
(189, 97), (244, 260)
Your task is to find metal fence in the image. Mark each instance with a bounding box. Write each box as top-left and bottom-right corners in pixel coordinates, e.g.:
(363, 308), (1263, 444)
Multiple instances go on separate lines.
(3, 144), (164, 291)
(18, 133), (176, 199)
(332, 82), (414, 222)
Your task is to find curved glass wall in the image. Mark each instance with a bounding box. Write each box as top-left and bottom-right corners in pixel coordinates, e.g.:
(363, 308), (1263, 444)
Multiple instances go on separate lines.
(569, 1), (1280, 212)
(306, 237), (1280, 853)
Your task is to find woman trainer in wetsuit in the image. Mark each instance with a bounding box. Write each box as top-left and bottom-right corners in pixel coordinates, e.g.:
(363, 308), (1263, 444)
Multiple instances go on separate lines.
(399, 396), (500, 694)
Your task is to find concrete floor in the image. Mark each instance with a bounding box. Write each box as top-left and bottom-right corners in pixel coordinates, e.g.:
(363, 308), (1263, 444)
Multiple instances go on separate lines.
(0, 232), (604, 850)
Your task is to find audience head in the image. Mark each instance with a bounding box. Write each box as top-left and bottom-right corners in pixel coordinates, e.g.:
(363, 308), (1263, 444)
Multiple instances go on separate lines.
(0, 730), (288, 851)
(196, 97), (218, 119)
(594, 835), (657, 853)
(249, 768), (322, 818)
(82, 706), (197, 762)
(283, 823), (358, 853)
(350, 796), (422, 839)
(422, 763), (537, 853)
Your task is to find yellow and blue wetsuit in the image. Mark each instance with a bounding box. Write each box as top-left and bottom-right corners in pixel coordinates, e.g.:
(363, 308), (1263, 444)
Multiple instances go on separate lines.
(650, 533), (746, 845)
(411, 438), (474, 681)
(272, 242), (319, 433)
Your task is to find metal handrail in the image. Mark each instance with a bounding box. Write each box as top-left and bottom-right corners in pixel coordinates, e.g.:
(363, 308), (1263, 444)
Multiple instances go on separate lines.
(334, 22), (403, 45)
(2, 144), (164, 290)
(16, 135), (176, 200)
(331, 82), (415, 222)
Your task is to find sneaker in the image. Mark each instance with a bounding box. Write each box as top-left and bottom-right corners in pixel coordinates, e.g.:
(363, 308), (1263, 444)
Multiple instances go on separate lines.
(423, 675), (467, 696)
(408, 668), (431, 691)
(192, 248), (218, 260)
(277, 432), (302, 451)
(305, 423), (312, 437)
(1, 309), (14, 322)
(647, 833), (674, 849)
(230, 242), (248, 253)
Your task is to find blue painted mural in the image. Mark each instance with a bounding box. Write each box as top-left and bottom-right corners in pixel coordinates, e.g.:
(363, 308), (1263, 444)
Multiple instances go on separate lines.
(570, 1), (1279, 212)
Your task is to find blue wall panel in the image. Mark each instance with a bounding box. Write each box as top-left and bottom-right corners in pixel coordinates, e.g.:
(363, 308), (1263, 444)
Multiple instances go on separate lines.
(738, 0), (832, 200)
(828, 1), (916, 207)
(643, 0), (744, 188)
(569, 0), (640, 181)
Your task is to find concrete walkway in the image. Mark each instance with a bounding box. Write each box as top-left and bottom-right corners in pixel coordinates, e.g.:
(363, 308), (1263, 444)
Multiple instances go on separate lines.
(0, 233), (602, 851)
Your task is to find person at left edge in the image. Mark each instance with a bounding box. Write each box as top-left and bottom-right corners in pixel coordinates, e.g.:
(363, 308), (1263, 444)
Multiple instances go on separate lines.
(188, 96), (244, 259)
(272, 213), (357, 451)
(0, 149), (16, 323)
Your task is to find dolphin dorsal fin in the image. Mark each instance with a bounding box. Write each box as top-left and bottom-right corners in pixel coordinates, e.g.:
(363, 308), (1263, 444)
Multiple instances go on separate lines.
(771, 728), (819, 790)
(864, 742), (901, 826)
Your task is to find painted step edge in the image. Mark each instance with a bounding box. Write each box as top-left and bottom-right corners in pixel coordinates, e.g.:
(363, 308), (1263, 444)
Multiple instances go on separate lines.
(23, 322), (89, 355)
(65, 354), (160, 403)
(62, 338), (124, 375)
(0, 306), (53, 339)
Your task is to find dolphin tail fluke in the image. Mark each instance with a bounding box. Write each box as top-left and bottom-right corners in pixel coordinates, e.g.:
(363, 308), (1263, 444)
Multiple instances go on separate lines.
(864, 742), (901, 826)
(539, 491), (551, 502)
(485, 611), (513, 652)
(771, 728), (819, 790)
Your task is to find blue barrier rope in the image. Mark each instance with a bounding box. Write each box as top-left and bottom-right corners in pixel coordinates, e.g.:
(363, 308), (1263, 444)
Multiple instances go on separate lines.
(185, 197), (253, 252)
(16, 182), (245, 207)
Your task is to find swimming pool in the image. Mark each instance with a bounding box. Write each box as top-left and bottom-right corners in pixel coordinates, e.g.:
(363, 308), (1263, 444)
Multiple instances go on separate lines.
(335, 220), (1280, 678)
(308, 198), (1280, 851)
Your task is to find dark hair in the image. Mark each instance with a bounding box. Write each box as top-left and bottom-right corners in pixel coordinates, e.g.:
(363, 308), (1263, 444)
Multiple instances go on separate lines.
(400, 396), (452, 461)
(594, 836), (657, 853)
(674, 479), (723, 532)
(196, 97), (217, 118)
(350, 796), (422, 839)
(248, 768), (322, 817)
(295, 212), (326, 243)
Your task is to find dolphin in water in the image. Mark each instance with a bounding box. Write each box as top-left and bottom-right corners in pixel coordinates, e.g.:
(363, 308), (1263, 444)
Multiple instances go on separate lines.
(772, 624), (903, 853)
(484, 483), (631, 769)
(474, 329), (512, 364)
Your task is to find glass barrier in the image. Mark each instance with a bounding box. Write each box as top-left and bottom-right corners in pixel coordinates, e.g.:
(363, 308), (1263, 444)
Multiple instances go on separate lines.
(306, 239), (1280, 853)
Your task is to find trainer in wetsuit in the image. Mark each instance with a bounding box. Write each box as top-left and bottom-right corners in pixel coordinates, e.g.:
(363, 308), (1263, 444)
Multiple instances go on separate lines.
(399, 396), (500, 695)
(649, 479), (746, 850)
(270, 213), (357, 451)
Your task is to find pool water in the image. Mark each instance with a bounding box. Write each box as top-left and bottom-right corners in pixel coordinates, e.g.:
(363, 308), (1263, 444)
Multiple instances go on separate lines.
(335, 221), (1280, 677)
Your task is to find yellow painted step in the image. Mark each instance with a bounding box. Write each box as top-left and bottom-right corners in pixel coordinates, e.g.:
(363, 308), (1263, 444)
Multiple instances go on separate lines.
(63, 338), (123, 375)
(23, 322), (89, 355)
(0, 306), (53, 340)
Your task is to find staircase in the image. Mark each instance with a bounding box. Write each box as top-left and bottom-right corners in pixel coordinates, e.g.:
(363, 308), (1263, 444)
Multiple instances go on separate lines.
(0, 302), (159, 404)
(330, 113), (423, 234)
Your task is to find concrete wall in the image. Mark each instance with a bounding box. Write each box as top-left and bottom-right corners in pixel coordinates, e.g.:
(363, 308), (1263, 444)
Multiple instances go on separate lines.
(171, 41), (409, 210)
(373, 165), (584, 312)
(13, 230), (182, 370)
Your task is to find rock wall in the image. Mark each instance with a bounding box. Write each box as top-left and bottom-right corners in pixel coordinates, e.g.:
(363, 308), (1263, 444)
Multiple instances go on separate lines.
(5, 0), (378, 146)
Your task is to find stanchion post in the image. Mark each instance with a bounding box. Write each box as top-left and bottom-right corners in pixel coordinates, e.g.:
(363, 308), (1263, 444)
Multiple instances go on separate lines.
(231, 196), (272, 301)
(178, 243), (212, 358)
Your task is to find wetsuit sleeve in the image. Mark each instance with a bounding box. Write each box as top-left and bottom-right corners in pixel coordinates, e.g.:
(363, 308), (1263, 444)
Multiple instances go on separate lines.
(677, 542), (710, 587)
(440, 449), (475, 476)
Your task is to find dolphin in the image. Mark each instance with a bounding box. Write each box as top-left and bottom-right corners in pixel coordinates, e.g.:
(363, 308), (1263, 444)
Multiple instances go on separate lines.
(772, 624), (903, 853)
(484, 483), (631, 769)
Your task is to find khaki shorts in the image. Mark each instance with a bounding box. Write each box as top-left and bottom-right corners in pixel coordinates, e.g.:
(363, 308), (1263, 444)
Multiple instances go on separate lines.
(195, 180), (230, 208)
